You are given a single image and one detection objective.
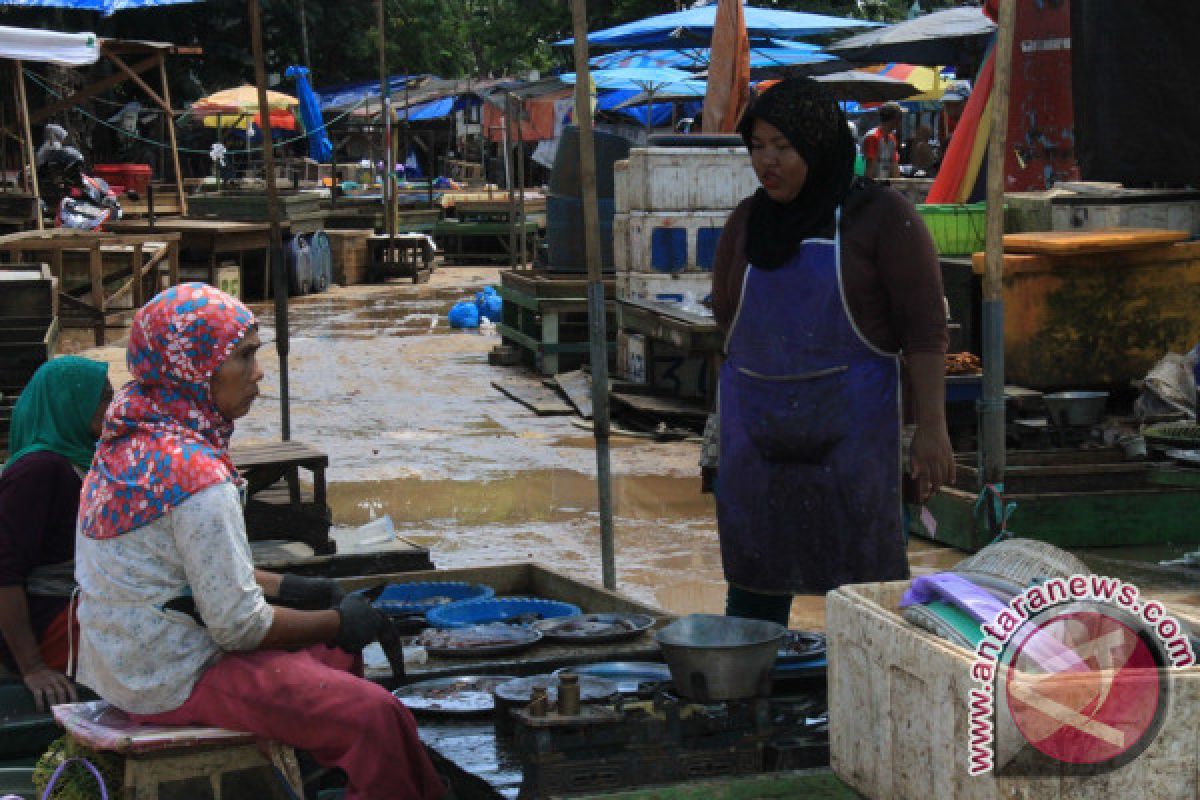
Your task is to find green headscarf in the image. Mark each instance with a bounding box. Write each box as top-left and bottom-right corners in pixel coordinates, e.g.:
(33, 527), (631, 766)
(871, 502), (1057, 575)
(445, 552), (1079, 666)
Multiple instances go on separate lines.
(6, 356), (109, 471)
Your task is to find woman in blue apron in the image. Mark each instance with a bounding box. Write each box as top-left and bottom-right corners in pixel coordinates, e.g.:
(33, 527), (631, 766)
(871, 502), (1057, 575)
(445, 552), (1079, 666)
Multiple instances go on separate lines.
(712, 79), (955, 625)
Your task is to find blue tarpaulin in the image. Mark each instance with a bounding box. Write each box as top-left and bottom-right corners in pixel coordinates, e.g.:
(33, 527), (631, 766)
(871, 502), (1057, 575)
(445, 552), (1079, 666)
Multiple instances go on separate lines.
(557, 4), (877, 49)
(398, 94), (479, 122)
(285, 65), (333, 163)
(0, 0), (200, 14)
(596, 88), (700, 127)
(316, 74), (419, 112)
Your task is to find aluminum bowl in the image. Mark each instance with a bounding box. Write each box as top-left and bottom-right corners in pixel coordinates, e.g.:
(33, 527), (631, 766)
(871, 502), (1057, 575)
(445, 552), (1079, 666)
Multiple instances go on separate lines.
(654, 614), (786, 702)
(1043, 391), (1109, 428)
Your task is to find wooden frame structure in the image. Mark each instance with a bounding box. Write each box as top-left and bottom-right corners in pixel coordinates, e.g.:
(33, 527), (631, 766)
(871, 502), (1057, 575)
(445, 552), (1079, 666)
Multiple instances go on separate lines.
(3, 37), (201, 219)
(0, 228), (180, 345)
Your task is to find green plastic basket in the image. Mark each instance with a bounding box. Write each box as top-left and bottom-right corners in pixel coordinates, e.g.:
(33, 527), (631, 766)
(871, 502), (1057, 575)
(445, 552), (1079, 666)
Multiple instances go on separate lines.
(916, 202), (987, 255)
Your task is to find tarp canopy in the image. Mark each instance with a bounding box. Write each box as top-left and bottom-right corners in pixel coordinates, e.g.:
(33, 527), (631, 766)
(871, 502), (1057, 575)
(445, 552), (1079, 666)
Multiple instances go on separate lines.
(192, 85), (298, 130)
(861, 62), (944, 102)
(597, 88), (701, 127)
(398, 94), (479, 122)
(316, 74), (420, 112)
(557, 4), (877, 49)
(0, 24), (99, 65)
(828, 7), (995, 66)
(0, 0), (202, 15)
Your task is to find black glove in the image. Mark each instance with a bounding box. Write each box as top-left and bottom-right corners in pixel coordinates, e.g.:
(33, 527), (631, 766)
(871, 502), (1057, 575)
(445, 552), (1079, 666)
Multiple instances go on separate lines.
(335, 593), (385, 653)
(278, 574), (345, 611)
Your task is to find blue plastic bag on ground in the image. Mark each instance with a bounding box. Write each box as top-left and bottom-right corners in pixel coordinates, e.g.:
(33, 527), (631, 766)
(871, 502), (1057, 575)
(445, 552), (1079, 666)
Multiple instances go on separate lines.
(448, 300), (480, 328)
(475, 286), (503, 322)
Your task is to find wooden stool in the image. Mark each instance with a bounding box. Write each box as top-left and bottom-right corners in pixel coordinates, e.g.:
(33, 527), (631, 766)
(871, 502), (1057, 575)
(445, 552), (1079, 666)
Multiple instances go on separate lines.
(53, 700), (303, 800)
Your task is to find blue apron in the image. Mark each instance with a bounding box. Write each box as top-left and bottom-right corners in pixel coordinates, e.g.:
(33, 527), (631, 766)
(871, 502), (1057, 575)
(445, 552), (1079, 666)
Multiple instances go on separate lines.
(717, 218), (908, 594)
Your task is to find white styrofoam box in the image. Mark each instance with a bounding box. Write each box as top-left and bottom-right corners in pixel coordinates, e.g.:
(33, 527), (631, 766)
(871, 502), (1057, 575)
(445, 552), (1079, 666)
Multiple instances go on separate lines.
(618, 210), (730, 274)
(624, 147), (758, 211)
(616, 272), (713, 306)
(613, 212), (630, 270)
(614, 160), (630, 213)
(1051, 198), (1200, 235)
(617, 330), (647, 384)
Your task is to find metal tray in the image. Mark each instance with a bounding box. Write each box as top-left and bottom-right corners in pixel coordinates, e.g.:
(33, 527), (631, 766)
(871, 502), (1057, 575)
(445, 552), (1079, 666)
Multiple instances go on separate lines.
(552, 662), (671, 694)
(493, 674), (619, 704)
(393, 675), (517, 715)
(412, 623), (542, 657)
(532, 613), (656, 644)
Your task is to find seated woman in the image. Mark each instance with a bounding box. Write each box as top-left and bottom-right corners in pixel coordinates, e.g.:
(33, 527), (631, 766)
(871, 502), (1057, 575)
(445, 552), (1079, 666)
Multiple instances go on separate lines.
(0, 356), (112, 710)
(75, 284), (445, 800)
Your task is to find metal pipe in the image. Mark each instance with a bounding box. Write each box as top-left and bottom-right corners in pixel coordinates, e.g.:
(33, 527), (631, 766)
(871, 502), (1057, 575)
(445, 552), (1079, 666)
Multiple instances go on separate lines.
(570, 0), (617, 590)
(248, 0), (290, 440)
(14, 61), (42, 230)
(981, 0), (1018, 486)
(377, 0), (395, 273)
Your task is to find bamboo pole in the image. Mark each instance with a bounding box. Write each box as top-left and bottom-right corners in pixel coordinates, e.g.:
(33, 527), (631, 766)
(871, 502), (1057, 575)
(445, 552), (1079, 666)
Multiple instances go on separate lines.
(981, 0), (1017, 486)
(570, 0), (616, 590)
(248, 0), (291, 440)
(377, 0), (395, 276)
(14, 61), (42, 230)
(504, 95), (516, 269)
(157, 56), (187, 217)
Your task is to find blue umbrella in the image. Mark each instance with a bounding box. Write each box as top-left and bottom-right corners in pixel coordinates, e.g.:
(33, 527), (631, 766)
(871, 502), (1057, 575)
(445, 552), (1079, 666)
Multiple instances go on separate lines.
(590, 40), (834, 71)
(0, 0), (201, 14)
(285, 65), (332, 163)
(559, 66), (693, 92)
(557, 4), (877, 49)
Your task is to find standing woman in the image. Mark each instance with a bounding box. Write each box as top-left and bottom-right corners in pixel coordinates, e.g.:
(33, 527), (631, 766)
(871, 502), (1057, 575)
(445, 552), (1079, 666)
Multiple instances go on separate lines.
(711, 78), (955, 625)
(75, 284), (445, 800)
(0, 356), (112, 709)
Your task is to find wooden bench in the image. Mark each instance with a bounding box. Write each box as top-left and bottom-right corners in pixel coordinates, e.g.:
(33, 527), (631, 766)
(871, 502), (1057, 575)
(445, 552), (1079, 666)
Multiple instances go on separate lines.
(366, 233), (434, 284)
(52, 700), (302, 800)
(232, 441), (333, 555)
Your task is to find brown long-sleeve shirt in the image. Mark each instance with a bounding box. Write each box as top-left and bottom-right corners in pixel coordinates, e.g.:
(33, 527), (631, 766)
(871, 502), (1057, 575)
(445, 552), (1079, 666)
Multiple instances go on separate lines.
(711, 186), (948, 356)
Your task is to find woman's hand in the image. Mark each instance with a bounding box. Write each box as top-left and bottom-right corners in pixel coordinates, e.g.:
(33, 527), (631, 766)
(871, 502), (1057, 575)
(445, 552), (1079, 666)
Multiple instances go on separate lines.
(23, 665), (77, 711)
(909, 422), (956, 503)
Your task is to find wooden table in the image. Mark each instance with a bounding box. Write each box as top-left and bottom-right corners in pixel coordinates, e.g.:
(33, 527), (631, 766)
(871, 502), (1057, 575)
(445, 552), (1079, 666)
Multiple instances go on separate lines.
(497, 271), (615, 375)
(232, 440), (333, 554)
(0, 229), (180, 345)
(109, 217), (270, 293)
(366, 233), (434, 284)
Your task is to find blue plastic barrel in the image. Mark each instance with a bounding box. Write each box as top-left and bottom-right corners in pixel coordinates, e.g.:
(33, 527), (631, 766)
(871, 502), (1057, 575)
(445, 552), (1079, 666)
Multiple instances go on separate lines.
(308, 231), (332, 293)
(286, 236), (313, 296)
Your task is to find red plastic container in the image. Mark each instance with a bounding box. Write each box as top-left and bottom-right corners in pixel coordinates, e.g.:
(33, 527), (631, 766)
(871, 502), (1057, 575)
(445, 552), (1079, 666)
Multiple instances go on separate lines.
(93, 163), (152, 195)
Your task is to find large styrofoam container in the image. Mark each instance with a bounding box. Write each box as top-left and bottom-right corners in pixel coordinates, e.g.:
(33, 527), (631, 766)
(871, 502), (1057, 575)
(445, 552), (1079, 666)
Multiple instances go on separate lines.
(615, 272), (713, 306)
(828, 580), (1200, 800)
(1050, 195), (1200, 235)
(613, 210), (729, 273)
(614, 160), (630, 213)
(623, 147), (758, 211)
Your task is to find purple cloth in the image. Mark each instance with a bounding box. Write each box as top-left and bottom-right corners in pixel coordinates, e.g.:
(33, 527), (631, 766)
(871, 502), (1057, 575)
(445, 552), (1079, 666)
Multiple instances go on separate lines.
(0, 451), (79, 667)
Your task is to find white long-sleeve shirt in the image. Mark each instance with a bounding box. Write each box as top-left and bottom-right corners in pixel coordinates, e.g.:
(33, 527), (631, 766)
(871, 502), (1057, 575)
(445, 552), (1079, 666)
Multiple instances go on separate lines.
(74, 482), (274, 714)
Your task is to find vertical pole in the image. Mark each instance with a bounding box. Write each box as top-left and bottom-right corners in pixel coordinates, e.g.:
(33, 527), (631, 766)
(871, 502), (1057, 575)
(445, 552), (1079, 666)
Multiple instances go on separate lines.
(570, 0), (616, 590)
(504, 95), (516, 268)
(298, 0), (312, 71)
(14, 61), (42, 230)
(516, 105), (526, 267)
(249, 0), (291, 441)
(981, 0), (1017, 485)
(158, 56), (188, 217)
(377, 0), (396, 271)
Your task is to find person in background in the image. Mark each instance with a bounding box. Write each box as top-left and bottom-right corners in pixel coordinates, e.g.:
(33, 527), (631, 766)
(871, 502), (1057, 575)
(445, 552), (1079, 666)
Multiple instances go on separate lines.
(74, 284), (445, 800)
(710, 78), (953, 626)
(863, 102), (904, 180)
(909, 123), (938, 176)
(0, 357), (112, 710)
(939, 83), (969, 153)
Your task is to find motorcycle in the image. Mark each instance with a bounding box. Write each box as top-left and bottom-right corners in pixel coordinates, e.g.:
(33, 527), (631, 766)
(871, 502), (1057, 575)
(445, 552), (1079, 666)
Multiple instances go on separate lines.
(36, 127), (123, 231)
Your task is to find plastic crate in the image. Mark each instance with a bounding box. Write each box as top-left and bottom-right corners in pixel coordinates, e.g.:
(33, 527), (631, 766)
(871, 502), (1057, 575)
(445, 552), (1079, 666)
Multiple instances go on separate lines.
(916, 202), (987, 255)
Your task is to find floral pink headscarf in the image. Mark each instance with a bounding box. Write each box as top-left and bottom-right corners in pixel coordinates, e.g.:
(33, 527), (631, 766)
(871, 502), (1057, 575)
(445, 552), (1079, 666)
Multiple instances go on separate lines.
(79, 283), (256, 540)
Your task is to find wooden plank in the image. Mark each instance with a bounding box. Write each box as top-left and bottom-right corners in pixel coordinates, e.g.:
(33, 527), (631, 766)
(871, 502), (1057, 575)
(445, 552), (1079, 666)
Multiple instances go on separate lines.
(610, 391), (709, 422)
(1002, 228), (1188, 256)
(553, 369), (593, 419)
(491, 377), (574, 416)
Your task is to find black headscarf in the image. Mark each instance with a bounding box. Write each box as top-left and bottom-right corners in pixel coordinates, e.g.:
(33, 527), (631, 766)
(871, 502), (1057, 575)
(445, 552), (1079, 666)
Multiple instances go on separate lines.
(738, 78), (859, 270)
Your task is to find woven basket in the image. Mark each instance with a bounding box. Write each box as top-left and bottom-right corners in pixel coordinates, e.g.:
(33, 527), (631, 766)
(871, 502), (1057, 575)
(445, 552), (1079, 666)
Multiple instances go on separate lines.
(953, 538), (1090, 589)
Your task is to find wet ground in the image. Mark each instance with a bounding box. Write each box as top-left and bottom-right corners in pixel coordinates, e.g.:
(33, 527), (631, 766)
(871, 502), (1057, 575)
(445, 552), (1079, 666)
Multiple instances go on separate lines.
(66, 266), (1199, 629)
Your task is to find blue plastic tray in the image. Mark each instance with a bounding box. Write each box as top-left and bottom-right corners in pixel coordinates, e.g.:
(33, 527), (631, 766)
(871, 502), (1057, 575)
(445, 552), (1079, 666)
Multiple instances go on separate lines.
(373, 582), (494, 616)
(426, 597), (581, 629)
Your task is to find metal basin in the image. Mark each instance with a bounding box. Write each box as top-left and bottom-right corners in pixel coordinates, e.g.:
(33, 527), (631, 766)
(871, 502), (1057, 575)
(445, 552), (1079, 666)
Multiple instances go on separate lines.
(1043, 391), (1109, 428)
(654, 614), (786, 702)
